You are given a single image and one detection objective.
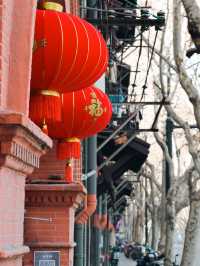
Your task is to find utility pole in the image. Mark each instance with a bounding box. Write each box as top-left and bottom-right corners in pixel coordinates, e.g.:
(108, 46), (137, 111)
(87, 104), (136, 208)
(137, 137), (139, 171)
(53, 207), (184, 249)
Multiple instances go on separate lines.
(74, 224), (84, 266)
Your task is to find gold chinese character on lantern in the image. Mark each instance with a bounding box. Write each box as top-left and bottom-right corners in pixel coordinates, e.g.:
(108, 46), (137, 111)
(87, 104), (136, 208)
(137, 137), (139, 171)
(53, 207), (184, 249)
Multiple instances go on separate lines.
(85, 92), (107, 119)
(33, 39), (47, 52)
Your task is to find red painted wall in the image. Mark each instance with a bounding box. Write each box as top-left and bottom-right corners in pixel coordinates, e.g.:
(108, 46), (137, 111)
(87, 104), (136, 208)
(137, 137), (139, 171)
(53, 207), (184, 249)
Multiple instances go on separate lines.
(1, 0), (36, 114)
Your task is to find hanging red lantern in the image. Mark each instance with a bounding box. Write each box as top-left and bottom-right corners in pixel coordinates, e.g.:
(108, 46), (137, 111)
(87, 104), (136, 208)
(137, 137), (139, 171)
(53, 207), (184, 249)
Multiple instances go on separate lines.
(31, 9), (108, 91)
(30, 7), (108, 133)
(47, 86), (112, 182)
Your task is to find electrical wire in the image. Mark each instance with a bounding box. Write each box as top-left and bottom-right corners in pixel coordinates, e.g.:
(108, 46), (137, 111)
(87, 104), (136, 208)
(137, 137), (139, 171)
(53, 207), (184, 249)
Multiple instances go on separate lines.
(140, 29), (159, 101)
(130, 31), (143, 101)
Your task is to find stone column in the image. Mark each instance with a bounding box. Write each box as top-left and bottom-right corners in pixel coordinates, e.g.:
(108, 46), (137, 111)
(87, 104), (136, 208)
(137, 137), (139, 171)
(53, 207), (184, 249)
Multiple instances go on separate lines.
(0, 113), (52, 266)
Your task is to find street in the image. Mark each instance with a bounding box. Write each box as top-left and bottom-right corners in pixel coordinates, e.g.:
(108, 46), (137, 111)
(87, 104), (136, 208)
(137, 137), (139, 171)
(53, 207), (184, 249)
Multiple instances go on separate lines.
(118, 253), (136, 266)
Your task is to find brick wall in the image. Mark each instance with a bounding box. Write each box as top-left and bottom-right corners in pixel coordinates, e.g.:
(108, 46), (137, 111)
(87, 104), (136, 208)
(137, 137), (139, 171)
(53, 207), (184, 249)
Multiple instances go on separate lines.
(30, 140), (82, 183)
(30, 141), (65, 180)
(24, 207), (74, 244)
(23, 183), (85, 266)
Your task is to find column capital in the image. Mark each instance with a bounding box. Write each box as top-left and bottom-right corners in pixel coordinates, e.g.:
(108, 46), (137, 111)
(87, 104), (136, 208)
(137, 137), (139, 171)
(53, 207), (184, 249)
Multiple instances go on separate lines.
(25, 182), (86, 208)
(0, 112), (52, 174)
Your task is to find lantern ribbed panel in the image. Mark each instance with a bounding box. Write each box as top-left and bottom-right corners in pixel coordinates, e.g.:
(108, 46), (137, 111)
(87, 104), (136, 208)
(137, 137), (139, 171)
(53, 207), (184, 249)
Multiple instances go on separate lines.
(57, 140), (81, 159)
(48, 86), (112, 140)
(29, 93), (62, 126)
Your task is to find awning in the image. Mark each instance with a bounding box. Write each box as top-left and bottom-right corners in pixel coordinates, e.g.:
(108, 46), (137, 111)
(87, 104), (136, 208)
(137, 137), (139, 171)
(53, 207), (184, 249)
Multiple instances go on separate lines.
(97, 136), (150, 198)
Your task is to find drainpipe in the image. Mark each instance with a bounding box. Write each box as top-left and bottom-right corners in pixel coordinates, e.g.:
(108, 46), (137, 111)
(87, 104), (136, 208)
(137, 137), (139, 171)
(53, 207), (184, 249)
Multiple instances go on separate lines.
(76, 137), (97, 223)
(100, 194), (108, 230)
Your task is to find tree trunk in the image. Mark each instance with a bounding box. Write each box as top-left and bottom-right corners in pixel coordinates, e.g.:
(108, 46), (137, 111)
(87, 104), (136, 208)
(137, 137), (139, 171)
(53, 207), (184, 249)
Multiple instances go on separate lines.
(181, 0), (200, 50)
(150, 178), (160, 250)
(164, 198), (176, 266)
(133, 183), (145, 243)
(181, 199), (200, 266)
(151, 209), (160, 250)
(134, 204), (144, 243)
(158, 159), (167, 253)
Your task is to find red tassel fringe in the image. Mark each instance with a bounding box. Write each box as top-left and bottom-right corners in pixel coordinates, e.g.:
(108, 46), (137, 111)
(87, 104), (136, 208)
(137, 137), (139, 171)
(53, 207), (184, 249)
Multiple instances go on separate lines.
(29, 93), (61, 125)
(57, 141), (81, 160)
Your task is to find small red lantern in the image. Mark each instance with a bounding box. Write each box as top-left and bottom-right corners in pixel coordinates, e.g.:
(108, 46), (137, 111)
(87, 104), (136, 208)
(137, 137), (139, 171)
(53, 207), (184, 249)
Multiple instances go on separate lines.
(47, 86), (112, 182)
(30, 8), (108, 132)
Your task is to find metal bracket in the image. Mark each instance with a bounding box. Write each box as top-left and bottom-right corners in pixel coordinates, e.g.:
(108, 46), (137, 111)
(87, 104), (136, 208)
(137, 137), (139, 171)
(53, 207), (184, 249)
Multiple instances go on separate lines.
(81, 169), (97, 181)
(97, 104), (144, 152)
(24, 216), (53, 222)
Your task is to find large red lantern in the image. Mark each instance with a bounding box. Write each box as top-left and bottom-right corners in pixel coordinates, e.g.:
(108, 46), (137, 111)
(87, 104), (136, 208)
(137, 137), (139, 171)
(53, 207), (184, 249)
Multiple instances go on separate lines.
(31, 9), (108, 91)
(30, 8), (108, 132)
(47, 86), (112, 182)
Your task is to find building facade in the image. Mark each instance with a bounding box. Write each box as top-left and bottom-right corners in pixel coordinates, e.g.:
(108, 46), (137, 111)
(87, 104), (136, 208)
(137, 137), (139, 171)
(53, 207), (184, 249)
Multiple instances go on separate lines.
(0, 1), (84, 266)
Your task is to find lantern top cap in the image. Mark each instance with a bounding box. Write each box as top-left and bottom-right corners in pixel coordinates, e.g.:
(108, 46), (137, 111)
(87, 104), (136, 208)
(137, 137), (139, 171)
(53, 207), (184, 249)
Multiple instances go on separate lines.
(43, 2), (63, 12)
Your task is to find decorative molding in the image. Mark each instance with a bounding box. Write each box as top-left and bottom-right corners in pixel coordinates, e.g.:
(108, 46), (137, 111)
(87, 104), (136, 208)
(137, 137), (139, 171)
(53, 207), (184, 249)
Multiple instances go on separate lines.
(25, 183), (86, 208)
(0, 141), (40, 168)
(11, 141), (40, 168)
(25, 241), (76, 248)
(0, 112), (52, 148)
(0, 113), (52, 174)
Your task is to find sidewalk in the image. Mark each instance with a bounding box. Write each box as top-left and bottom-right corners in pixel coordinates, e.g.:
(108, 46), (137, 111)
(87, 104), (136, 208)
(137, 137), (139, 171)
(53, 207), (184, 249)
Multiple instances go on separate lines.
(118, 253), (136, 266)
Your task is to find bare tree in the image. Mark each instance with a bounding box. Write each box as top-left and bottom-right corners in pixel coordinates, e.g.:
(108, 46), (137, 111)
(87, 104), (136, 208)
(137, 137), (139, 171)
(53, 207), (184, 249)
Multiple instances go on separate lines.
(181, 0), (200, 57)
